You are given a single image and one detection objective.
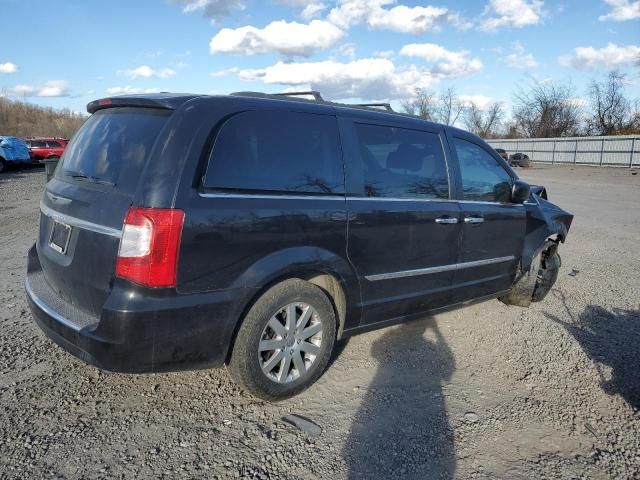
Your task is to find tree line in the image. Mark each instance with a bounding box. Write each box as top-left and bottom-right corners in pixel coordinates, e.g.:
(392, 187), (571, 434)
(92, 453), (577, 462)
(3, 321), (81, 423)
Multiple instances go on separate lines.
(0, 96), (87, 138)
(401, 71), (640, 139)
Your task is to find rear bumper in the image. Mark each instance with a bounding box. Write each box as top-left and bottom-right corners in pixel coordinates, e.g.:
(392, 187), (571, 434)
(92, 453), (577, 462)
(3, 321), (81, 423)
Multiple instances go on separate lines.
(25, 245), (252, 373)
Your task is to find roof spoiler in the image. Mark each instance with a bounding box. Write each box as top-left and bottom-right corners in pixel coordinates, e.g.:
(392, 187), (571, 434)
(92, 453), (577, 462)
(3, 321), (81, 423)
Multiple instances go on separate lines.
(86, 94), (197, 114)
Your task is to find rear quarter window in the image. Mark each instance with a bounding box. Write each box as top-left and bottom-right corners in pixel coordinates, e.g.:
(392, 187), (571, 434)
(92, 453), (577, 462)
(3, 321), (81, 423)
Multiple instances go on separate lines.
(203, 110), (344, 195)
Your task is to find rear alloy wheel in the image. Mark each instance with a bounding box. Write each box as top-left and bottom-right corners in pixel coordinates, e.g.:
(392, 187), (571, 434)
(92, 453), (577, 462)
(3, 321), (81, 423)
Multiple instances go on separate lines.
(259, 302), (324, 384)
(229, 279), (336, 400)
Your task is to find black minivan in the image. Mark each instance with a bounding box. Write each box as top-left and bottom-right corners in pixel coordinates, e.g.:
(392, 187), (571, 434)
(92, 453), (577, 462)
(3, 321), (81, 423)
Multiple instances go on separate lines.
(26, 92), (572, 400)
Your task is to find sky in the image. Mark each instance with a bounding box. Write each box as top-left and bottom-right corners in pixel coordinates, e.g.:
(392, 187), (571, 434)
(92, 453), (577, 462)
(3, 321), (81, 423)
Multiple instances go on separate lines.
(0, 0), (639, 115)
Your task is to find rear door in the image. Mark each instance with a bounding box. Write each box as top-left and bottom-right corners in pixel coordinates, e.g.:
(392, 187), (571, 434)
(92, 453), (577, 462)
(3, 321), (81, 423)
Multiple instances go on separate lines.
(46, 140), (64, 156)
(447, 134), (526, 300)
(30, 140), (47, 160)
(341, 116), (461, 326)
(37, 107), (172, 316)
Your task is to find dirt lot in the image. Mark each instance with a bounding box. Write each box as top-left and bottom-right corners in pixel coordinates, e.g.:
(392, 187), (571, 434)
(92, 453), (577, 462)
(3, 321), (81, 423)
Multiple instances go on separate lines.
(1, 164), (639, 479)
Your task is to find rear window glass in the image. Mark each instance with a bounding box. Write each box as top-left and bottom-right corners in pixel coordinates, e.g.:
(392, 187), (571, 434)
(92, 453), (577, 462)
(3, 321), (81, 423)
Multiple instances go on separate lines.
(203, 110), (344, 195)
(58, 108), (170, 192)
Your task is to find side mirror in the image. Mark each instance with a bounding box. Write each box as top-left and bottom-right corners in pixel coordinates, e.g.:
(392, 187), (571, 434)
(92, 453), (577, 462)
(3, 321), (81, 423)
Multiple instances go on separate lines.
(511, 179), (530, 204)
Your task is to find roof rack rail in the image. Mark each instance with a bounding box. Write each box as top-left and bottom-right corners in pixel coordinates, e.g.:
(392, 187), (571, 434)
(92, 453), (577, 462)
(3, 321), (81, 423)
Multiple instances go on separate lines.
(354, 103), (394, 112)
(273, 91), (324, 101)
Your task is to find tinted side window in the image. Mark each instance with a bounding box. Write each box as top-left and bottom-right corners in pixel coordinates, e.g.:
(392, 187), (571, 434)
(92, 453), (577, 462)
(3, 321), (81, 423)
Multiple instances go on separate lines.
(32, 140), (46, 148)
(204, 111), (343, 195)
(47, 141), (62, 148)
(353, 123), (448, 199)
(453, 138), (512, 203)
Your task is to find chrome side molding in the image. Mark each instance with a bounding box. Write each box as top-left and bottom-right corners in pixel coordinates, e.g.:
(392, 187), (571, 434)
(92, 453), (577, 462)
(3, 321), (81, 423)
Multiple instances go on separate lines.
(365, 256), (516, 282)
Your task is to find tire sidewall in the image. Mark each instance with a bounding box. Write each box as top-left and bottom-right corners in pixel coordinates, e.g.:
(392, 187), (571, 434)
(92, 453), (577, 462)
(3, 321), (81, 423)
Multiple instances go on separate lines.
(230, 279), (336, 400)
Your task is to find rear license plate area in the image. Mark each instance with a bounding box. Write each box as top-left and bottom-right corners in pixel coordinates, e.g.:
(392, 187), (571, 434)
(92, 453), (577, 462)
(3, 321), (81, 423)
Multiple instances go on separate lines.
(49, 220), (72, 254)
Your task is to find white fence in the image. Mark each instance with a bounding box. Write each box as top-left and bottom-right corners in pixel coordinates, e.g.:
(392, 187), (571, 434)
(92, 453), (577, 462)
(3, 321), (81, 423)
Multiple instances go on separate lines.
(488, 135), (640, 167)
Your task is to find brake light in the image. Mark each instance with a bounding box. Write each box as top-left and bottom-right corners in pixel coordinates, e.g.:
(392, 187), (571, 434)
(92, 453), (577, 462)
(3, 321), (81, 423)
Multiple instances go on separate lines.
(116, 207), (185, 288)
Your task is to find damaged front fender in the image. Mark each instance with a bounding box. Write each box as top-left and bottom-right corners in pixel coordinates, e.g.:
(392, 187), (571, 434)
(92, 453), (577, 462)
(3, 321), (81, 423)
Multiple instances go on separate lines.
(501, 189), (573, 307)
(521, 193), (573, 275)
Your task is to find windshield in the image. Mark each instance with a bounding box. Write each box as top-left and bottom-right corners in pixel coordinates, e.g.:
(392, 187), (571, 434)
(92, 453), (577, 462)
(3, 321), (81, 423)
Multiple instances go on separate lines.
(58, 107), (171, 193)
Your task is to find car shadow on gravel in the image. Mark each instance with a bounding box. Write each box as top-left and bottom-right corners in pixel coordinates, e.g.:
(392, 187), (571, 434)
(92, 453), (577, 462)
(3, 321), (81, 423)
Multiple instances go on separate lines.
(344, 316), (456, 479)
(545, 291), (640, 410)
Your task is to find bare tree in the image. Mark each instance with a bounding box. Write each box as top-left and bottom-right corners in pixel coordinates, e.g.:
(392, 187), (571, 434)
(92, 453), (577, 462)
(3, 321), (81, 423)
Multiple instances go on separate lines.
(512, 81), (582, 137)
(463, 101), (504, 138)
(0, 97), (86, 138)
(434, 88), (466, 126)
(401, 88), (437, 120)
(587, 71), (636, 135)
(402, 87), (468, 126)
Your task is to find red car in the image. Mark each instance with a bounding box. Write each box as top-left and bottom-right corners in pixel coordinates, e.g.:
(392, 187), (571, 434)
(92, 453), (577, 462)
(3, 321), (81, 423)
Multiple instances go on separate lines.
(26, 138), (68, 163)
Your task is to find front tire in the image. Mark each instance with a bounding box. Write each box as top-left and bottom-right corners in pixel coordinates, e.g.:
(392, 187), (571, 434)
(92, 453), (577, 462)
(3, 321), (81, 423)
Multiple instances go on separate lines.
(532, 251), (561, 302)
(228, 279), (336, 400)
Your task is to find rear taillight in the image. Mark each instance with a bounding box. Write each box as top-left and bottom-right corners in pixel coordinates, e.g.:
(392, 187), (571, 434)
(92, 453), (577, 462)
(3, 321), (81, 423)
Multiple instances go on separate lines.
(116, 207), (185, 288)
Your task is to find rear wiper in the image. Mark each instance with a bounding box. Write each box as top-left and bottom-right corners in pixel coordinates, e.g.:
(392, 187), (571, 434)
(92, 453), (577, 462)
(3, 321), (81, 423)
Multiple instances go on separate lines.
(67, 171), (114, 186)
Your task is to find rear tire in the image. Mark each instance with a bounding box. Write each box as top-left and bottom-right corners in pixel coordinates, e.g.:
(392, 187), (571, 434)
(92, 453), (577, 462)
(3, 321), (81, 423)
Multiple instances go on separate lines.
(228, 279), (336, 400)
(0, 158), (5, 173)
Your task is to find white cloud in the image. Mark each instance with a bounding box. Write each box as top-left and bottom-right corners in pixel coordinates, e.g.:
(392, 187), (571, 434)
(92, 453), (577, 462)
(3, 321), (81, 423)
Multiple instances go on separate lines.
(327, 0), (467, 34)
(172, 0), (244, 22)
(210, 67), (240, 77)
(506, 52), (538, 69)
(106, 86), (162, 95)
(459, 95), (493, 109)
(373, 50), (395, 58)
(0, 62), (18, 74)
(301, 2), (327, 18)
(399, 43), (483, 77)
(118, 65), (176, 79)
(237, 52), (482, 101)
(559, 43), (640, 69)
(238, 58), (434, 99)
(481, 0), (543, 31)
(10, 80), (70, 97)
(505, 42), (539, 69)
(599, 0), (640, 20)
(337, 43), (356, 59)
(210, 19), (344, 57)
(275, 0), (328, 18)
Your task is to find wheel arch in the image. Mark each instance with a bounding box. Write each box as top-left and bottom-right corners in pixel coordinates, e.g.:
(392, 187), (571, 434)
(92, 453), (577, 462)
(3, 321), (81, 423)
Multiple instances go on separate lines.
(224, 246), (360, 363)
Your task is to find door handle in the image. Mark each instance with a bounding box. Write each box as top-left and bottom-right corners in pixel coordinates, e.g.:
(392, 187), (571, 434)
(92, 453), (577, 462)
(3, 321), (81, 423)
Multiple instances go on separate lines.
(464, 216), (484, 224)
(435, 217), (459, 224)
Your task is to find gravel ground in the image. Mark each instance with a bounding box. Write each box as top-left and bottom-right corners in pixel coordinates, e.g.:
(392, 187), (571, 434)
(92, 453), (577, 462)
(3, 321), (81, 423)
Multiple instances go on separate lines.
(1, 164), (639, 479)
